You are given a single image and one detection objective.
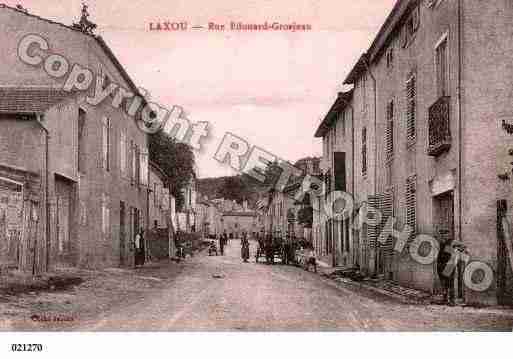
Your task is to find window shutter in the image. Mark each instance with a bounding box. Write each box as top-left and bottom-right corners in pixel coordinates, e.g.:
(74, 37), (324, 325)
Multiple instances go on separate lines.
(120, 131), (126, 177)
(405, 175), (417, 241)
(102, 117), (108, 170)
(378, 190), (394, 272)
(162, 188), (170, 211)
(412, 6), (420, 32)
(386, 101), (394, 159)
(130, 141), (135, 185)
(139, 148), (148, 186)
(362, 127), (367, 176)
(402, 26), (409, 48)
(406, 76), (416, 143)
(367, 196), (380, 250)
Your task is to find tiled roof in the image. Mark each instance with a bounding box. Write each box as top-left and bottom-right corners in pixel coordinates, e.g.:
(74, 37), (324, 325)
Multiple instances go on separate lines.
(0, 4), (145, 103)
(0, 87), (75, 114)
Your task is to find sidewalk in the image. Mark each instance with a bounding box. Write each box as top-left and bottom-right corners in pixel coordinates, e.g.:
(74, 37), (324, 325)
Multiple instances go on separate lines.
(316, 265), (513, 313)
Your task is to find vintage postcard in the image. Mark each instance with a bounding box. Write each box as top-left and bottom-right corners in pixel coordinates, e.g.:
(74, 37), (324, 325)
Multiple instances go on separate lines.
(0, 0), (512, 355)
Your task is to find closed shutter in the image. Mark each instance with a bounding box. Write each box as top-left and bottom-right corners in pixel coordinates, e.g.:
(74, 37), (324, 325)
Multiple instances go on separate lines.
(379, 190), (394, 273)
(406, 175), (417, 242)
(406, 76), (416, 143)
(386, 101), (394, 159)
(367, 195), (380, 250)
(362, 127), (367, 176)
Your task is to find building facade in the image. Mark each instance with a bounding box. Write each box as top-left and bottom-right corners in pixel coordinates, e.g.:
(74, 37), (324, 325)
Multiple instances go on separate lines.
(316, 0), (513, 305)
(0, 5), (150, 270)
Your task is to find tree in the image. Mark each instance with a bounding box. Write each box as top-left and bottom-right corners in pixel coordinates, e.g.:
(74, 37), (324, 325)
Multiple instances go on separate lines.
(218, 176), (246, 204)
(149, 131), (195, 210)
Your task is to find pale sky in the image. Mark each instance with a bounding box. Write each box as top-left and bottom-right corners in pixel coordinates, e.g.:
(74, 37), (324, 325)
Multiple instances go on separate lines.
(7, 0), (396, 178)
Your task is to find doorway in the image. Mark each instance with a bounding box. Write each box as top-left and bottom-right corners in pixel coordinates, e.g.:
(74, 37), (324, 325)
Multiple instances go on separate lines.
(120, 201), (126, 266)
(55, 175), (74, 264)
(434, 191), (460, 298)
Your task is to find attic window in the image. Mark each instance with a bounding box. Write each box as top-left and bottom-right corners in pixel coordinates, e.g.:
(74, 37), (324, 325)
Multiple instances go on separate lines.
(386, 46), (394, 68)
(402, 6), (420, 48)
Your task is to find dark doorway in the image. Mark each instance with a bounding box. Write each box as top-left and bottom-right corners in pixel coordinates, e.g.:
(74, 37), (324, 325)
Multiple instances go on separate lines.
(120, 201), (126, 266)
(434, 191), (458, 297)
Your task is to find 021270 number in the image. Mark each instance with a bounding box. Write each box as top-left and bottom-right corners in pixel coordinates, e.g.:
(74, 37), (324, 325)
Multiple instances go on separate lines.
(11, 344), (43, 352)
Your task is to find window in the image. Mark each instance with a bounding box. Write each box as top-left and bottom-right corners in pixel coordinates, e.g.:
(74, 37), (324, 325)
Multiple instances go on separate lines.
(406, 75), (417, 143)
(154, 183), (159, 208)
(130, 140), (135, 185)
(135, 145), (140, 186)
(386, 100), (394, 159)
(78, 108), (86, 173)
(405, 175), (417, 239)
(402, 6), (420, 48)
(102, 117), (110, 171)
(386, 47), (394, 69)
(436, 36), (448, 97)
(362, 75), (367, 111)
(102, 193), (110, 240)
(339, 111), (346, 139)
(120, 130), (127, 177)
(140, 147), (149, 186)
(362, 127), (367, 176)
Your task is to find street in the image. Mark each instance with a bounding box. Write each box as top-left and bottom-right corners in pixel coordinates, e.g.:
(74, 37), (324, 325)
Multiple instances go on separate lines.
(71, 240), (513, 331)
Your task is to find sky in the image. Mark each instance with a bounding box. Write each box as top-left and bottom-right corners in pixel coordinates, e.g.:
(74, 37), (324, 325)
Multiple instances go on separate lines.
(7, 0), (397, 178)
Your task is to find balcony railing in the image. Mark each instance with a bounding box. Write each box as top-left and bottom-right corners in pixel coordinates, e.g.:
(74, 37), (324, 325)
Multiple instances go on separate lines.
(428, 96), (451, 156)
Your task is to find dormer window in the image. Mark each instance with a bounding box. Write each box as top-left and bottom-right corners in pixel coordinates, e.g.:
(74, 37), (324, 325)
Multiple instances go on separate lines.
(402, 6), (420, 48)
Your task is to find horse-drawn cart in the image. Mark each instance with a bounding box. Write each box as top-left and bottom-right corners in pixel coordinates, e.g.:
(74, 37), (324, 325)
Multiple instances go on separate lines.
(255, 236), (285, 264)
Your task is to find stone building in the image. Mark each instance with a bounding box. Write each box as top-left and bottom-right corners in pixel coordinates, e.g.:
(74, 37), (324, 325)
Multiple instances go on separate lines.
(316, 0), (513, 305)
(147, 161), (176, 259)
(0, 5), (150, 270)
(221, 211), (258, 239)
(314, 90), (355, 267)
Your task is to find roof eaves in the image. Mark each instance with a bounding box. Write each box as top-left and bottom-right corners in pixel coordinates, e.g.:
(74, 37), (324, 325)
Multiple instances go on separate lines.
(314, 89), (354, 138)
(0, 4), (147, 109)
(367, 0), (416, 63)
(343, 53), (369, 85)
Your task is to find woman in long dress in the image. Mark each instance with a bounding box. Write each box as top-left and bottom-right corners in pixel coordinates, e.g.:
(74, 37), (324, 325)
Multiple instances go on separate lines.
(241, 232), (250, 262)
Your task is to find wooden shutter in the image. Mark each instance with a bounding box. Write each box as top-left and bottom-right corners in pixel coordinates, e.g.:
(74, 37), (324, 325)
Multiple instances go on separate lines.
(406, 76), (416, 143)
(333, 152), (346, 192)
(412, 6), (420, 32)
(406, 175), (417, 242)
(367, 196), (380, 250)
(386, 101), (394, 158)
(362, 127), (367, 176)
(379, 190), (394, 272)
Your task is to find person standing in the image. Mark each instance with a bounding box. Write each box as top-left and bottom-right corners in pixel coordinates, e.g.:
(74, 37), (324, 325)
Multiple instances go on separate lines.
(134, 229), (145, 267)
(220, 231), (227, 256)
(437, 236), (456, 305)
(241, 232), (250, 263)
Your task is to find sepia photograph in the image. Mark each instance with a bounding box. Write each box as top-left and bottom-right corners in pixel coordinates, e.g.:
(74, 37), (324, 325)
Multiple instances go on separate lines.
(0, 0), (512, 356)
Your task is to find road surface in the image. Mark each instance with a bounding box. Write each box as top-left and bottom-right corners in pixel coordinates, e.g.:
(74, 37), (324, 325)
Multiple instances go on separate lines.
(80, 239), (513, 331)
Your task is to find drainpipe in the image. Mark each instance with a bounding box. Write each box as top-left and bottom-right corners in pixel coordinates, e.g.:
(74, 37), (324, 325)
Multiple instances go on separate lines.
(363, 54), (379, 276)
(34, 114), (50, 273)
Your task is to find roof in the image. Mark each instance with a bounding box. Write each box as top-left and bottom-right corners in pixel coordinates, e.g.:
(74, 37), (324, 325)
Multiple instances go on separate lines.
(343, 0), (417, 85)
(367, 0), (417, 63)
(0, 4), (146, 103)
(0, 87), (76, 114)
(222, 211), (257, 218)
(343, 54), (369, 85)
(314, 90), (354, 137)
